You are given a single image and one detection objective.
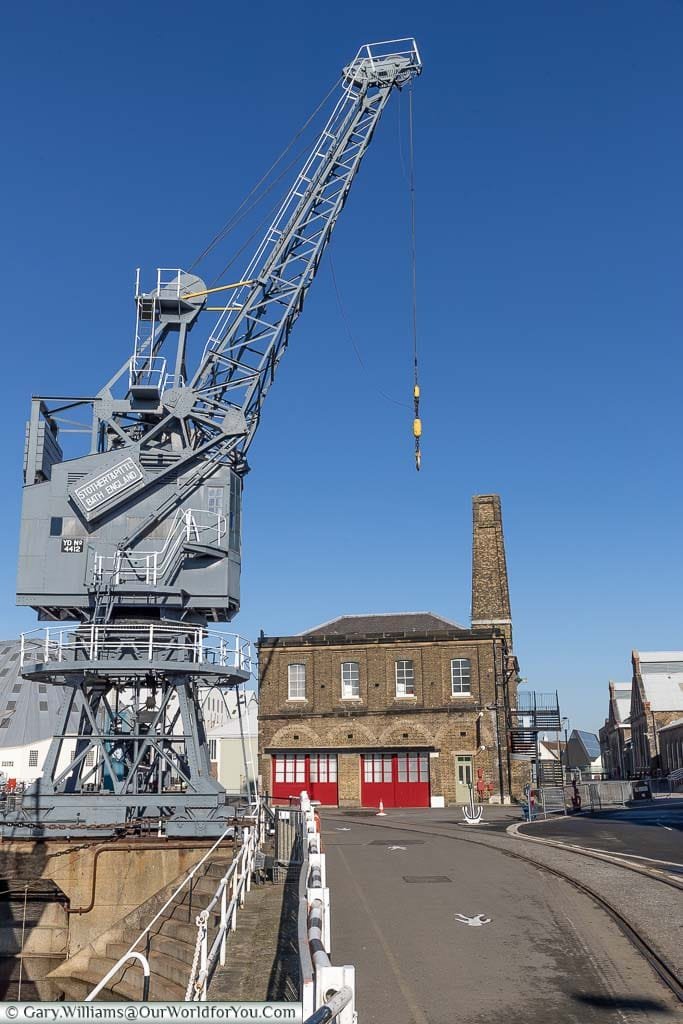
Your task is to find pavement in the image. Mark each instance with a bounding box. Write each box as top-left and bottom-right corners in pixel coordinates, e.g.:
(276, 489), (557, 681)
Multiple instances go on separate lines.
(322, 808), (683, 1024)
(520, 802), (683, 871)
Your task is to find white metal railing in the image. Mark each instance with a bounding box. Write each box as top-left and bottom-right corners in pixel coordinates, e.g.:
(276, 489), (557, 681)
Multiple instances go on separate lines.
(297, 792), (356, 1024)
(20, 624), (252, 674)
(83, 811), (255, 1003)
(185, 825), (259, 1000)
(155, 268), (184, 298)
(128, 355), (184, 396)
(92, 508), (225, 587)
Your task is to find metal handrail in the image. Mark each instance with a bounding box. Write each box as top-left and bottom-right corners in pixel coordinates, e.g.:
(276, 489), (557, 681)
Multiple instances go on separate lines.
(297, 791), (355, 1024)
(186, 825), (259, 1000)
(85, 952), (151, 1002)
(304, 987), (354, 1024)
(84, 823), (236, 1001)
(93, 507), (226, 587)
(19, 624), (252, 673)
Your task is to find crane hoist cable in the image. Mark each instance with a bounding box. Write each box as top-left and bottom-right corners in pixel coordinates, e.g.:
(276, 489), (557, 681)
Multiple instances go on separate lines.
(190, 78), (341, 273)
(409, 80), (419, 471)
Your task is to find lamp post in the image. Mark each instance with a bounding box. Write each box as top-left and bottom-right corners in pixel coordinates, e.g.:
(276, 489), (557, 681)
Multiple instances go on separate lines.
(561, 717), (570, 783)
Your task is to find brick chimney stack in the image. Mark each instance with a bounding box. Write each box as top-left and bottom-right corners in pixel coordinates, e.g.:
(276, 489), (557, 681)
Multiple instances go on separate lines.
(471, 494), (512, 644)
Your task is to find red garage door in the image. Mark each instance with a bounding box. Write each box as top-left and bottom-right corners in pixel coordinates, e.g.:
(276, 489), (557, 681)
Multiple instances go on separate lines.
(361, 751), (430, 808)
(272, 753), (338, 806)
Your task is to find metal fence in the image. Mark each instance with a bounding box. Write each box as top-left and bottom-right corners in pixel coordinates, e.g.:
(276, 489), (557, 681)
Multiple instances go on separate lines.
(296, 792), (356, 1024)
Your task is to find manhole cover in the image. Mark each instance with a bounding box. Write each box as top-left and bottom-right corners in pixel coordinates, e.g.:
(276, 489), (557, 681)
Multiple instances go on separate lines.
(403, 876), (452, 883)
(370, 839), (425, 846)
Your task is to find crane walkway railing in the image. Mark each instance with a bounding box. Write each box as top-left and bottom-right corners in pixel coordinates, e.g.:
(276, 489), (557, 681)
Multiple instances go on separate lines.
(92, 508), (226, 588)
(20, 623), (252, 674)
(296, 792), (356, 1024)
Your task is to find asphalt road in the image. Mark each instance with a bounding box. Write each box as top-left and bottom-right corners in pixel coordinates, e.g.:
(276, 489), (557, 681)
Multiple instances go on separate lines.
(322, 812), (681, 1024)
(520, 803), (683, 870)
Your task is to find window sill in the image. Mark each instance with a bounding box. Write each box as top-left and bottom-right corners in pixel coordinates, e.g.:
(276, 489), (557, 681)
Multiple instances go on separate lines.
(286, 698), (308, 703)
(394, 695), (418, 700)
(341, 697), (363, 702)
(450, 694), (472, 699)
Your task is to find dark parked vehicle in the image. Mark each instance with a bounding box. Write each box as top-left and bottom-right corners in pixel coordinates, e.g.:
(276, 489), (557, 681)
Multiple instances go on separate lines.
(632, 780), (652, 800)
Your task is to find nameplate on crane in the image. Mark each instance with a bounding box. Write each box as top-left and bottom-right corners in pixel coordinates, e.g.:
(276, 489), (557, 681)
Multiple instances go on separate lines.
(61, 538), (84, 553)
(72, 457), (144, 515)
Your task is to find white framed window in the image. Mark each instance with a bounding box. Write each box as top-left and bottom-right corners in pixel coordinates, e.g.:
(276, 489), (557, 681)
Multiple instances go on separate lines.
(207, 486), (224, 515)
(309, 754), (337, 783)
(341, 662), (360, 699)
(451, 658), (472, 696)
(209, 739), (217, 760)
(364, 753), (392, 783)
(288, 663), (306, 700)
(395, 660), (415, 697)
(274, 753), (306, 784)
(28, 750), (39, 768)
(397, 752), (429, 782)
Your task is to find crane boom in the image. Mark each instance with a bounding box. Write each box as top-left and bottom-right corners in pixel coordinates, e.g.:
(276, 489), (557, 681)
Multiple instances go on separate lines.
(191, 40), (422, 460)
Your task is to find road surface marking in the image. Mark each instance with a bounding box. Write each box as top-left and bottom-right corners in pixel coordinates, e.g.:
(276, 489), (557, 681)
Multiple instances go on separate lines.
(454, 913), (491, 927)
(336, 844), (430, 1024)
(388, 845), (407, 851)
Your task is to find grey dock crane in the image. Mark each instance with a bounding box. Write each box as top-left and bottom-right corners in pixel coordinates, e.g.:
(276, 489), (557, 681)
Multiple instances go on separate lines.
(12, 40), (422, 837)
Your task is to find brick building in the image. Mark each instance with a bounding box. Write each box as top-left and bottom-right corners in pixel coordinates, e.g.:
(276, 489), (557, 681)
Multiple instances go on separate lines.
(599, 681), (632, 779)
(257, 495), (522, 807)
(629, 651), (683, 776)
(658, 718), (683, 775)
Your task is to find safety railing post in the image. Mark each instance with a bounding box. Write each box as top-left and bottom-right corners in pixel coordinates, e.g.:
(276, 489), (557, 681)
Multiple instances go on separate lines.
(44, 628), (50, 664)
(219, 885), (227, 967)
(200, 925), (208, 1001)
(231, 876), (238, 930)
(148, 624), (154, 662)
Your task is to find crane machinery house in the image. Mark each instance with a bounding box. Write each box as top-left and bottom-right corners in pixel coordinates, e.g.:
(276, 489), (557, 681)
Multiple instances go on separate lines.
(258, 495), (528, 808)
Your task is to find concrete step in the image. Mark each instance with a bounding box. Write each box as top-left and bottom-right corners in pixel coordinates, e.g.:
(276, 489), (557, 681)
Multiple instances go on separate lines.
(56, 963), (186, 1002)
(89, 947), (191, 991)
(106, 936), (197, 971)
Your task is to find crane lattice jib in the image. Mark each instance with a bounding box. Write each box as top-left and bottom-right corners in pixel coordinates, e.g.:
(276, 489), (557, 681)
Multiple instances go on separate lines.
(190, 40), (422, 462)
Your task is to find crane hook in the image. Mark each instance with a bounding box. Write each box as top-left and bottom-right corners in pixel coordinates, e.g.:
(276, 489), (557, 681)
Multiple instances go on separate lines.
(413, 383), (422, 472)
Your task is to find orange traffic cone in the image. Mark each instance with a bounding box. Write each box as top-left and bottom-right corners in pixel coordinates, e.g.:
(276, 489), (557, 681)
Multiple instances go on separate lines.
(376, 800), (386, 817)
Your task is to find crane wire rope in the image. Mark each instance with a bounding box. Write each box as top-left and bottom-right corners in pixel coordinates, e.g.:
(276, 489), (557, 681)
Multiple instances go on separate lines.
(328, 249), (408, 410)
(408, 82), (422, 471)
(190, 78), (342, 274)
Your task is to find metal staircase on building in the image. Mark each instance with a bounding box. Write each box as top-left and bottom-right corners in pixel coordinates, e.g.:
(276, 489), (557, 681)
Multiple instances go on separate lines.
(508, 691), (562, 761)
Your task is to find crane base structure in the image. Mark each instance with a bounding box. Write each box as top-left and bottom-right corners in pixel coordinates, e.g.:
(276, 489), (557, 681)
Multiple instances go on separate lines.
(3, 623), (252, 838)
(9, 40), (422, 839)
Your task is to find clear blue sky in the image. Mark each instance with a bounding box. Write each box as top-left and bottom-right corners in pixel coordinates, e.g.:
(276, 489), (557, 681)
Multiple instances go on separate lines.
(2, 2), (682, 734)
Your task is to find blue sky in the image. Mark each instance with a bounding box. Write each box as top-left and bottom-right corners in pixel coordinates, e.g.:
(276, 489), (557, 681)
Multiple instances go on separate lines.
(2, 2), (682, 733)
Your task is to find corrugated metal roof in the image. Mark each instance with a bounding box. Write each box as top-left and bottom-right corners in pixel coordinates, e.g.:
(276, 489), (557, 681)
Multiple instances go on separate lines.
(0, 640), (68, 747)
(638, 653), (683, 712)
(658, 717), (683, 733)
